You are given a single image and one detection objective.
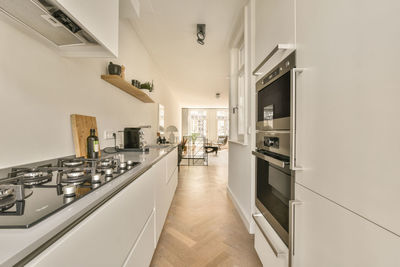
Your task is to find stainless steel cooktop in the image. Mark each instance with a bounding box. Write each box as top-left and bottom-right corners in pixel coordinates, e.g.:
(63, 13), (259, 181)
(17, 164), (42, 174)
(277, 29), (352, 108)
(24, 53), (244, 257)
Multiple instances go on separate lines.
(0, 156), (140, 228)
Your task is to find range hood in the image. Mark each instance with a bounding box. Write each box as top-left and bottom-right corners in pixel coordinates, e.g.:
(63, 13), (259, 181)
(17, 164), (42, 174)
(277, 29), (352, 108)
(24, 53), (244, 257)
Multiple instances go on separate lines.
(0, 0), (97, 46)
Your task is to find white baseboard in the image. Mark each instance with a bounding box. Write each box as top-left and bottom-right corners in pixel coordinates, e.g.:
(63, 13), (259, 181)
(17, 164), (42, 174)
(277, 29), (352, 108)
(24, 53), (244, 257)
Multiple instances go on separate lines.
(227, 186), (253, 233)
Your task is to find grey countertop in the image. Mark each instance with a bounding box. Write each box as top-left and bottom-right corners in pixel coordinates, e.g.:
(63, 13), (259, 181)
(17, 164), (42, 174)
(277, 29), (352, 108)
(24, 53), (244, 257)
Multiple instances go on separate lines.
(0, 145), (178, 267)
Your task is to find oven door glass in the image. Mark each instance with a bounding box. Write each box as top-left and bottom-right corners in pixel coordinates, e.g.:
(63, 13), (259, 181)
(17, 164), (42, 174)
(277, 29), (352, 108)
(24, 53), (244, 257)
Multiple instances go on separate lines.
(256, 154), (291, 234)
(257, 71), (291, 131)
(257, 71), (291, 121)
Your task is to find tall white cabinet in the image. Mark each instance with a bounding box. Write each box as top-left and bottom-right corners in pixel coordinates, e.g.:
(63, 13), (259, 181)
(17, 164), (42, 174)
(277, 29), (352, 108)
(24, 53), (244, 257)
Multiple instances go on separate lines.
(294, 0), (400, 260)
(252, 0), (400, 266)
(293, 185), (400, 267)
(293, 0), (400, 266)
(295, 0), (400, 236)
(254, 0), (295, 77)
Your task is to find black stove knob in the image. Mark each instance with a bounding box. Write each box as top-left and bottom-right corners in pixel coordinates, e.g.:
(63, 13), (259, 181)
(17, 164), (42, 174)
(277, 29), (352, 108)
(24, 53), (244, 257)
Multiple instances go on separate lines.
(264, 138), (274, 147)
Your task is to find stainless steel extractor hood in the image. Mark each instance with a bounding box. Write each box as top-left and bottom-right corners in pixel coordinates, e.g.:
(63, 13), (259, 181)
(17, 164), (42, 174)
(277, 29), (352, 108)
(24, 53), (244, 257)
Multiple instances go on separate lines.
(0, 0), (97, 47)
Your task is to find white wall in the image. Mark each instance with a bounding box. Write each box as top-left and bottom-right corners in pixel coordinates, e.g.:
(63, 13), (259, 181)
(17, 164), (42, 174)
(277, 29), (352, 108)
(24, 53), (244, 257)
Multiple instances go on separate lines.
(228, 1), (256, 233)
(0, 17), (180, 168)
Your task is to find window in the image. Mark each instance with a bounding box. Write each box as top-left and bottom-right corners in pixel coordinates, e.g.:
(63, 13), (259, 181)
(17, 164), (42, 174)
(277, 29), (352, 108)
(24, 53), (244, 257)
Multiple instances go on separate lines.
(236, 41), (246, 137)
(237, 70), (245, 135)
(158, 104), (165, 134)
(217, 110), (229, 136)
(238, 43), (245, 71)
(229, 28), (248, 144)
(189, 110), (207, 137)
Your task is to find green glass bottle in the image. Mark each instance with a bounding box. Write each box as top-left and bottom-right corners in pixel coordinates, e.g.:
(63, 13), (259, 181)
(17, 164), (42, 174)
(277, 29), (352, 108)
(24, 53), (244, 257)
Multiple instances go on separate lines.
(87, 129), (99, 159)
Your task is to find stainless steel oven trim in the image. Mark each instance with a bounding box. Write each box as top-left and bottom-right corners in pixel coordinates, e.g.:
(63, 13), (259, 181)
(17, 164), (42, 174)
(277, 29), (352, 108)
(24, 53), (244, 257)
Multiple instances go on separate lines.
(252, 150), (288, 169)
(256, 51), (296, 92)
(254, 150), (294, 247)
(255, 131), (290, 157)
(256, 117), (290, 131)
(255, 198), (289, 246)
(253, 44), (295, 76)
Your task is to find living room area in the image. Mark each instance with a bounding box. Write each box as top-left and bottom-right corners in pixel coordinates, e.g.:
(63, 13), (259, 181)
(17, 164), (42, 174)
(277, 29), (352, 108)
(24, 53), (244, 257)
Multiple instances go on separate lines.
(180, 108), (229, 166)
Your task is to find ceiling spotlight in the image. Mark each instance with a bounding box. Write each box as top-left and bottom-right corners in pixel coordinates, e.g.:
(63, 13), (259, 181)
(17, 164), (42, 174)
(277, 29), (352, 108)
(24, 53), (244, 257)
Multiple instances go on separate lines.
(197, 24), (206, 45)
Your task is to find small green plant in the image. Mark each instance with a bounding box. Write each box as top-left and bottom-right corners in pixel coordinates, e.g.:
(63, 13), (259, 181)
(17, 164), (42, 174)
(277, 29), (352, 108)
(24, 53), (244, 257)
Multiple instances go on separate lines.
(140, 81), (154, 92)
(191, 133), (200, 143)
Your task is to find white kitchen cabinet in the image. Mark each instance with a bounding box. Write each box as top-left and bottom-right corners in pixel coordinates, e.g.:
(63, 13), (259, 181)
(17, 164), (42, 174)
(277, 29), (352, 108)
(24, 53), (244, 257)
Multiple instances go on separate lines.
(292, 184), (400, 267)
(0, 0), (118, 57)
(253, 212), (288, 267)
(155, 147), (178, 242)
(154, 157), (168, 242)
(166, 167), (178, 210)
(166, 147), (178, 183)
(55, 0), (119, 57)
(295, 0), (400, 235)
(123, 211), (155, 267)
(25, 148), (178, 266)
(255, 0), (295, 75)
(27, 168), (155, 267)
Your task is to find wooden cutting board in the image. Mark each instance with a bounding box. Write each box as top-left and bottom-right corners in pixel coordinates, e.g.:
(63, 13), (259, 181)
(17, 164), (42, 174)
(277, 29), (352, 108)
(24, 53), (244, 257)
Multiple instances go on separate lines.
(70, 114), (100, 158)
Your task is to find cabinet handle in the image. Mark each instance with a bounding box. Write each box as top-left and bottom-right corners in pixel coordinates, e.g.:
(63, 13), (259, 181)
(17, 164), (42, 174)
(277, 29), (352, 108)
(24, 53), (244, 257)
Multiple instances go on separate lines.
(289, 200), (302, 267)
(253, 44), (295, 76)
(252, 150), (289, 168)
(252, 213), (287, 257)
(290, 68), (304, 171)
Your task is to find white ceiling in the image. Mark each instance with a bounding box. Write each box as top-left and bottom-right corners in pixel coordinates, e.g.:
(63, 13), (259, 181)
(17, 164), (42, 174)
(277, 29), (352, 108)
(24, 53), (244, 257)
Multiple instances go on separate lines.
(120, 0), (246, 107)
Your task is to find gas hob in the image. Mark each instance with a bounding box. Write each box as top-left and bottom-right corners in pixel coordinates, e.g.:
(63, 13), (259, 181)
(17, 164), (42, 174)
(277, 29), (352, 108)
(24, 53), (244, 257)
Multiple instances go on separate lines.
(0, 156), (140, 228)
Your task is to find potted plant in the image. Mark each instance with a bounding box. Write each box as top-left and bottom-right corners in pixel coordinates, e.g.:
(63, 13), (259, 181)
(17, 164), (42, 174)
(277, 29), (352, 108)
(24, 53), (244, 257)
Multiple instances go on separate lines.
(140, 81), (154, 92)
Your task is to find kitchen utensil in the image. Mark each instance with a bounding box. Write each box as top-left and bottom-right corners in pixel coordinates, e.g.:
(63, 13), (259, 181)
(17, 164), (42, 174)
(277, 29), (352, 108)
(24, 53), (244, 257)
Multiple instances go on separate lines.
(70, 114), (100, 158)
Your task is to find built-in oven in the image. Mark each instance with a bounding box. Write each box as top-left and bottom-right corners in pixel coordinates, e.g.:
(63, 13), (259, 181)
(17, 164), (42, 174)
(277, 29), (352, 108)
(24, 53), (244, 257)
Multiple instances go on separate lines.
(256, 51), (295, 132)
(253, 51), (296, 247)
(253, 130), (293, 246)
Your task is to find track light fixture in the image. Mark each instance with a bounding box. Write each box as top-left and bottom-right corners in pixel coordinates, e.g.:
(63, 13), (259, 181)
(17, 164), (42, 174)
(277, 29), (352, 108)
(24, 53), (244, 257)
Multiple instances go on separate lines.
(197, 24), (206, 45)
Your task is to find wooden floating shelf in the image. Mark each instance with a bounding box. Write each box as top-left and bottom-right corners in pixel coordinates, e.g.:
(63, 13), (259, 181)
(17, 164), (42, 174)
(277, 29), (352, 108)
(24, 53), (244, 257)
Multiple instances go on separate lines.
(101, 75), (154, 103)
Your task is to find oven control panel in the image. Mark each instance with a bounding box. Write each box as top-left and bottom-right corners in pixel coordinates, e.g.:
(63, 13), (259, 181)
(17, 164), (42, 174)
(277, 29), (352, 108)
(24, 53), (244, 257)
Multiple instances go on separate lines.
(256, 51), (295, 92)
(256, 132), (289, 156)
(262, 68), (280, 85)
(264, 136), (279, 148)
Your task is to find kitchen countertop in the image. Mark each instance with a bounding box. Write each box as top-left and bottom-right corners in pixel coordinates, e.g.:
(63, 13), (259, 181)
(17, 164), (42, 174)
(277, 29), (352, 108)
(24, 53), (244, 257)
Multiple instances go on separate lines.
(0, 145), (178, 267)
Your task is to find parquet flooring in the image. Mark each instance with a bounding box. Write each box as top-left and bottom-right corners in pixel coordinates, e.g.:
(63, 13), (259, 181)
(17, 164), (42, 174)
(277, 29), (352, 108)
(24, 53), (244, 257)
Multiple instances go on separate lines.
(151, 151), (262, 267)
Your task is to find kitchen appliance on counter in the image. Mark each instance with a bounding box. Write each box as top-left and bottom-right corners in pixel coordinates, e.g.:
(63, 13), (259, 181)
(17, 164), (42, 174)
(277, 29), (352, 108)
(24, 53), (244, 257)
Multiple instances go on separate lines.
(0, 156), (140, 228)
(124, 128), (142, 149)
(123, 126), (151, 151)
(253, 51), (296, 246)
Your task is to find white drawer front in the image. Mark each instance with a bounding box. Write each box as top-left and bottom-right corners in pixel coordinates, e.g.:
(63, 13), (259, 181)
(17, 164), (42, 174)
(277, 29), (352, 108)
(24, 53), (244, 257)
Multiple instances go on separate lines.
(254, 215), (288, 267)
(293, 184), (400, 267)
(123, 211), (155, 267)
(166, 148), (178, 181)
(28, 170), (155, 267)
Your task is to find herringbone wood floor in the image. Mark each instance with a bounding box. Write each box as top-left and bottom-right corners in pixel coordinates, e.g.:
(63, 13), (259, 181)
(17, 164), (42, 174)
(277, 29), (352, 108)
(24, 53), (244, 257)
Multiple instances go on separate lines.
(151, 150), (262, 267)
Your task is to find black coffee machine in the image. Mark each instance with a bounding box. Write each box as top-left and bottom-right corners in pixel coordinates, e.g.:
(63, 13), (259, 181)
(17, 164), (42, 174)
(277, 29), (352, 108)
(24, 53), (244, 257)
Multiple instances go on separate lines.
(124, 128), (142, 149)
